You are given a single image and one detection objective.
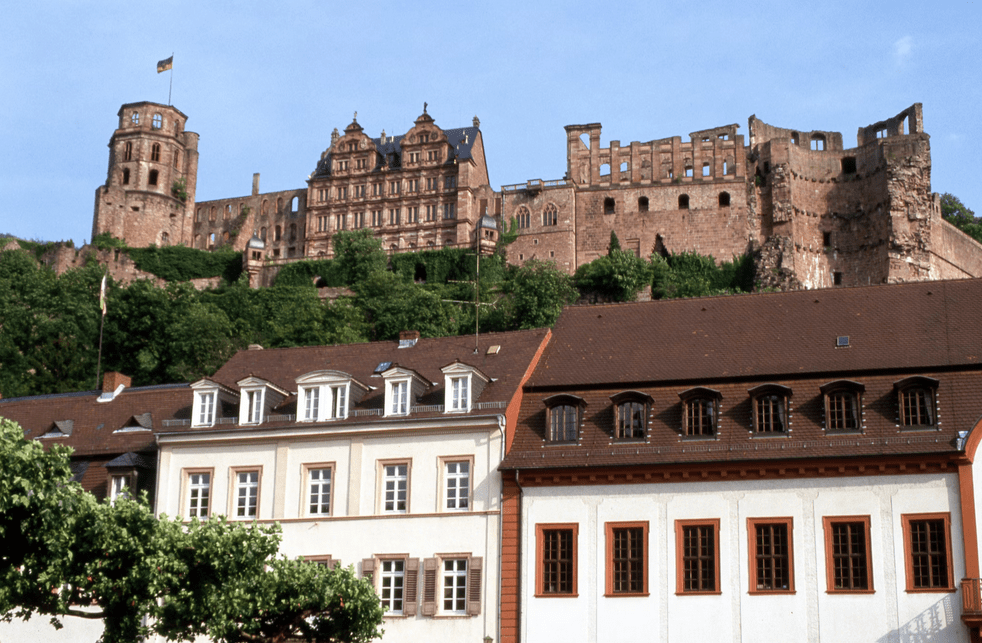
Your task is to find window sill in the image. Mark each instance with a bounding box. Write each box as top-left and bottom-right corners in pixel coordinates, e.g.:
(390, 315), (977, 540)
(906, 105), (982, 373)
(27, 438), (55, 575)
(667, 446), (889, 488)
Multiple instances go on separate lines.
(680, 435), (717, 441)
(603, 592), (650, 598)
(748, 589), (796, 595)
(898, 425), (938, 432)
(430, 614), (475, 619)
(675, 590), (722, 596)
(904, 587), (956, 594)
(750, 432), (790, 439)
(534, 592), (579, 598)
(826, 588), (875, 595)
(824, 430), (864, 436)
(544, 441), (579, 446)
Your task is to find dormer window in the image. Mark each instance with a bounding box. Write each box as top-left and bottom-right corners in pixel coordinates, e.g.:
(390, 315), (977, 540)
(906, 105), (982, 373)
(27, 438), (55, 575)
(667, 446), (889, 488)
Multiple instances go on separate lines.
(381, 366), (428, 418)
(894, 376), (939, 429)
(390, 380), (409, 415)
(821, 380), (865, 433)
(679, 387), (721, 438)
(748, 384), (792, 435)
(199, 392), (216, 425)
(296, 371), (369, 422)
(442, 362), (490, 413)
(190, 379), (229, 428)
(237, 377), (288, 426)
(610, 391), (653, 440)
(543, 394), (586, 443)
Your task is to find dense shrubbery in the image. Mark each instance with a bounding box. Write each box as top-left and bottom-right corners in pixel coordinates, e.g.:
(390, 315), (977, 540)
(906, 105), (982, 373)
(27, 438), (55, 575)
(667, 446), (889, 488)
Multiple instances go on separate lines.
(940, 193), (982, 244)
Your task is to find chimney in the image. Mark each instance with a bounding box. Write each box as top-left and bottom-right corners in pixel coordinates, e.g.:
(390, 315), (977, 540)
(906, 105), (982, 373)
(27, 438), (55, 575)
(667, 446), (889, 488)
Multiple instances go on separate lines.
(398, 330), (420, 348)
(102, 371), (132, 393)
(252, 173), (260, 196)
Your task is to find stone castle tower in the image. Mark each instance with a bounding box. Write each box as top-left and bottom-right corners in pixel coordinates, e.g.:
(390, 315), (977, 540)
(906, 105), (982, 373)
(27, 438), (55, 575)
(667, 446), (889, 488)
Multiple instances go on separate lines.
(92, 102), (198, 247)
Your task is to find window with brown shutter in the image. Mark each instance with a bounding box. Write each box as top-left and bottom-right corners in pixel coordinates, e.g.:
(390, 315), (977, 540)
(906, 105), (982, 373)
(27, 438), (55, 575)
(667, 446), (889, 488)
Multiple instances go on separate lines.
(466, 557), (482, 616)
(403, 558), (419, 617)
(422, 558), (439, 616)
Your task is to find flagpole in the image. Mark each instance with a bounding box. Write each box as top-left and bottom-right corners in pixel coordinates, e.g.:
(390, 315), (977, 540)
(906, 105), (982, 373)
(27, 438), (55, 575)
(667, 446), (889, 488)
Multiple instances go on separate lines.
(168, 52), (174, 105)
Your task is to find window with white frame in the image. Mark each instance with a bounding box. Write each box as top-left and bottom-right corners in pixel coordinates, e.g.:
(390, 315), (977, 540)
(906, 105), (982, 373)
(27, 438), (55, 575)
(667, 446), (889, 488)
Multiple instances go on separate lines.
(243, 389), (264, 424)
(382, 463), (409, 513)
(390, 381), (408, 415)
(380, 560), (405, 614)
(302, 386), (320, 421)
(443, 559), (468, 613)
(331, 384), (348, 419)
(195, 391), (216, 427)
(186, 471), (211, 518)
(307, 466), (332, 516)
(234, 469), (260, 518)
(110, 474), (133, 504)
(450, 376), (469, 411)
(444, 461), (470, 510)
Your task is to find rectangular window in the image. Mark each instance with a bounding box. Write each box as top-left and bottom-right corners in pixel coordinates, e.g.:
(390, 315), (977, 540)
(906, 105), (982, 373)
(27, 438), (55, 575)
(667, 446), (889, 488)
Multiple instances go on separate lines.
(902, 513), (953, 591)
(549, 405), (578, 442)
(389, 209), (400, 226)
(110, 474), (133, 504)
(244, 390), (263, 424)
(407, 206), (418, 223)
(197, 392), (215, 426)
(380, 559), (405, 614)
(306, 465), (333, 516)
(450, 376), (469, 411)
(442, 559), (467, 613)
(331, 384), (347, 419)
(381, 462), (409, 513)
(901, 388), (935, 426)
(408, 179), (418, 193)
(755, 395), (787, 433)
(616, 401), (645, 439)
(233, 468), (260, 518)
(390, 381), (408, 415)
(676, 519), (720, 594)
(443, 203), (456, 219)
(184, 469), (212, 518)
(827, 392), (859, 431)
(373, 183), (381, 196)
(372, 210), (383, 227)
(443, 459), (470, 510)
(748, 517), (794, 593)
(536, 524), (578, 596)
(823, 516), (873, 593)
(390, 181), (400, 195)
(303, 386), (320, 421)
(605, 522), (648, 596)
(685, 398), (716, 436)
(425, 205), (435, 221)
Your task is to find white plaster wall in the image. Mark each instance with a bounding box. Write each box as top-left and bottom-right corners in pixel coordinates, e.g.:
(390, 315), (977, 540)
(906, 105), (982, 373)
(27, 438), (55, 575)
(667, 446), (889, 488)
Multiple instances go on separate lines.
(521, 473), (969, 643)
(157, 422), (503, 643)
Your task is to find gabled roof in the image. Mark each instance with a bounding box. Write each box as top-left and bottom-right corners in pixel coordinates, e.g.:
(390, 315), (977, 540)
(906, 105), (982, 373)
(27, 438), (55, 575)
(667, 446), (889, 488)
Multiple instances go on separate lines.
(529, 278), (982, 389)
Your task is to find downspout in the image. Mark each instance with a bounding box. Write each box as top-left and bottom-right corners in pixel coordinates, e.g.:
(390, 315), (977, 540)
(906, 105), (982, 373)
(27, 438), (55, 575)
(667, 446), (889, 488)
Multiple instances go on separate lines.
(493, 414), (506, 643)
(513, 468), (524, 643)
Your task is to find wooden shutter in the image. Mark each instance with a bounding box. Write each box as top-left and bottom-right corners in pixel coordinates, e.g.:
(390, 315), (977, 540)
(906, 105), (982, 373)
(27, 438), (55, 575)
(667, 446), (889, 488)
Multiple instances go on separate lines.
(466, 556), (483, 616)
(361, 558), (376, 584)
(404, 558), (419, 617)
(421, 557), (439, 616)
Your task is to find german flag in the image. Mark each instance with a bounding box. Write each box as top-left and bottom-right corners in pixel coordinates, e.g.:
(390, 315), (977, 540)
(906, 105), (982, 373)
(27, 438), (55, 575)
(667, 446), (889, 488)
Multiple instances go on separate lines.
(156, 56), (173, 73)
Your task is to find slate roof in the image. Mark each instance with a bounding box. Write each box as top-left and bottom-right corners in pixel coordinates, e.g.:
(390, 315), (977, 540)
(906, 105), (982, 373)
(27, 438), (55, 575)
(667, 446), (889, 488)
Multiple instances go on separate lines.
(312, 126), (480, 178)
(502, 279), (982, 471)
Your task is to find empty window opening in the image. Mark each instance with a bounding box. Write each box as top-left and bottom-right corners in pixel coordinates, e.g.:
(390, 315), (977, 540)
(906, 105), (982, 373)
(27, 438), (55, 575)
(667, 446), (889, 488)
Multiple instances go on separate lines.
(290, 223), (297, 240)
(224, 205), (231, 219)
(414, 264), (427, 283)
(579, 133), (590, 149)
(152, 113), (162, 129)
(209, 207), (216, 221)
(685, 166), (693, 178)
(723, 161), (729, 175)
(277, 198), (283, 213)
(638, 197), (649, 212)
(678, 195), (690, 209)
(791, 132), (800, 146)
(161, 231), (169, 245)
(262, 200), (268, 216)
(718, 192), (730, 207)
(600, 163), (610, 177)
(275, 225), (282, 241)
(619, 162), (628, 173)
(841, 157), (857, 173)
(260, 227), (267, 241)
(122, 168), (130, 185)
(876, 128), (887, 139)
(901, 116), (908, 135)
(823, 232), (832, 247)
(131, 111), (139, 125)
(702, 163), (710, 177)
(208, 233), (215, 248)
(291, 196), (299, 212)
(123, 142), (132, 161)
(173, 151), (180, 169)
(833, 271), (843, 286)
(148, 170), (158, 186)
(811, 135), (826, 151)
(151, 144), (160, 162)
(604, 197), (615, 214)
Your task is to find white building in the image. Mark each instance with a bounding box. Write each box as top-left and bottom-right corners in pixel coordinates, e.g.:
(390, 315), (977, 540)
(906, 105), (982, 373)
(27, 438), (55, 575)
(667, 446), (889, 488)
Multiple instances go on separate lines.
(155, 329), (549, 643)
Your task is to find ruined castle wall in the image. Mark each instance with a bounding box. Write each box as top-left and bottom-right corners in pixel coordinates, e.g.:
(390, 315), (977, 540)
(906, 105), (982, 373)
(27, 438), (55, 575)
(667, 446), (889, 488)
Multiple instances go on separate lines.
(38, 245), (216, 289)
(193, 187), (307, 259)
(501, 182), (577, 272)
(931, 216), (982, 279)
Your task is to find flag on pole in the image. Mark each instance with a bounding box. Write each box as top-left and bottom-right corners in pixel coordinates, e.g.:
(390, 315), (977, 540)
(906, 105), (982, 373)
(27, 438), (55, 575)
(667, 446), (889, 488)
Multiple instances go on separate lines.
(157, 56), (173, 73)
(99, 276), (107, 317)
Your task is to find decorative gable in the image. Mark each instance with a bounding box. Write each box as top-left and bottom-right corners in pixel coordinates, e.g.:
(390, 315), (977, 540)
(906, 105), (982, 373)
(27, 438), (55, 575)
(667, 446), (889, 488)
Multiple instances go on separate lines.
(190, 379), (237, 428)
(381, 365), (429, 417)
(441, 362), (490, 413)
(295, 370), (370, 422)
(236, 376), (288, 426)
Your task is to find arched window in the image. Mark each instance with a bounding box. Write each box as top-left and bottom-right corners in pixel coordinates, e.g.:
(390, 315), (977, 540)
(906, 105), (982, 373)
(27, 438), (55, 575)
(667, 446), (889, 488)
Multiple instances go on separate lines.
(148, 170), (159, 186)
(121, 168), (130, 185)
(603, 197), (615, 214)
(209, 207), (216, 222)
(277, 198), (283, 214)
(260, 227), (267, 241)
(678, 195), (689, 209)
(292, 196), (299, 212)
(224, 205), (231, 220)
(222, 231), (229, 242)
(262, 200), (269, 216)
(445, 238), (454, 247)
(161, 231), (170, 245)
(820, 380), (865, 433)
(194, 234), (201, 248)
(749, 384), (791, 434)
(274, 225), (282, 241)
(173, 150), (180, 169)
(718, 192), (730, 207)
(209, 233), (215, 248)
(894, 377), (938, 428)
(679, 387), (720, 437)
(131, 111), (139, 125)
(151, 144), (160, 162)
(610, 391), (652, 440)
(638, 197), (649, 212)
(543, 203), (558, 226)
(123, 142), (132, 161)
(152, 113), (162, 129)
(544, 394), (585, 443)
(517, 206), (530, 229)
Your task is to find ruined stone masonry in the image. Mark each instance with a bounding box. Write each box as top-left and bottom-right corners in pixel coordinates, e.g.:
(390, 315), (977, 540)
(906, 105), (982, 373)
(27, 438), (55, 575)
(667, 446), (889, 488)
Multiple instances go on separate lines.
(88, 101), (982, 290)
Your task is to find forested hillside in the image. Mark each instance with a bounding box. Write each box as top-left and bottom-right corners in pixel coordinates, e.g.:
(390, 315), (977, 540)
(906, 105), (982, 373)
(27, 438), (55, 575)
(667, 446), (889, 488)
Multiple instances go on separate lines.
(0, 230), (753, 398)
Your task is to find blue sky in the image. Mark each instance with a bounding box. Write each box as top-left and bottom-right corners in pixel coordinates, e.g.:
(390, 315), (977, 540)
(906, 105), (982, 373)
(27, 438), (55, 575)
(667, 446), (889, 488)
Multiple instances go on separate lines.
(2, 0), (980, 245)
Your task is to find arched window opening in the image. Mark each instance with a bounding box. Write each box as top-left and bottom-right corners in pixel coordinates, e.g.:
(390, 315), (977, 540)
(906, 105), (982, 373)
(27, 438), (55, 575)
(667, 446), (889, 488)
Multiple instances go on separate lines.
(151, 144), (160, 162)
(517, 206), (531, 229)
(152, 113), (162, 129)
(638, 197), (649, 212)
(678, 195), (690, 209)
(603, 197), (615, 214)
(718, 192), (730, 207)
(222, 231), (229, 242)
(262, 200), (269, 216)
(274, 225), (282, 241)
(260, 227), (267, 241)
(543, 204), (558, 226)
(148, 170), (159, 186)
(161, 231), (170, 245)
(599, 163), (610, 177)
(224, 205), (231, 220)
(208, 233), (216, 248)
(210, 207), (217, 222)
(277, 198), (283, 213)
(291, 196), (299, 212)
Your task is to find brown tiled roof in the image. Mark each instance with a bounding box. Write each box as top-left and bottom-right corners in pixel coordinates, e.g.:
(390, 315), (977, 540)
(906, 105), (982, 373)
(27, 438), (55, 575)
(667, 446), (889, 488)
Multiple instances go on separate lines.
(528, 278), (982, 389)
(503, 279), (982, 471)
(0, 384), (190, 456)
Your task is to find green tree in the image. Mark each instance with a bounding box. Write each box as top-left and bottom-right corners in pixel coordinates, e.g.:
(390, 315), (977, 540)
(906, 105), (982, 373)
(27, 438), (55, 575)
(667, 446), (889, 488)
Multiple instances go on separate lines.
(355, 272), (460, 340)
(939, 193), (982, 244)
(574, 250), (652, 302)
(502, 260), (578, 329)
(332, 230), (387, 286)
(607, 231), (621, 254)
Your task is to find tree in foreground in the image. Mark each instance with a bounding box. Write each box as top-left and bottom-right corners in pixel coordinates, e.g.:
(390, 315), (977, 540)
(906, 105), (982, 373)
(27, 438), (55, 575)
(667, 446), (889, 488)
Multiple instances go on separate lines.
(0, 417), (384, 643)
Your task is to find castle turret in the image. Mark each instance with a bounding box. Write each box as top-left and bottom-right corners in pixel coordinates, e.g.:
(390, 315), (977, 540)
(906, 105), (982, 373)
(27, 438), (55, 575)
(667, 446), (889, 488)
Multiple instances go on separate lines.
(92, 102), (198, 247)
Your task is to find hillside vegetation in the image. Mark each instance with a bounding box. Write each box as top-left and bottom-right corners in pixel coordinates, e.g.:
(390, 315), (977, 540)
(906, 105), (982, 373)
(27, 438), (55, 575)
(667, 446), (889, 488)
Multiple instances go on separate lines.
(0, 230), (753, 398)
